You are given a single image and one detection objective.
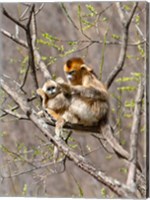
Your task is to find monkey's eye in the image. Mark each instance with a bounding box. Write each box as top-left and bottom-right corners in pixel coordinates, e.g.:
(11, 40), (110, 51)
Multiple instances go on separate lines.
(47, 86), (56, 93)
(47, 86), (57, 94)
(68, 70), (76, 75)
(66, 70), (76, 80)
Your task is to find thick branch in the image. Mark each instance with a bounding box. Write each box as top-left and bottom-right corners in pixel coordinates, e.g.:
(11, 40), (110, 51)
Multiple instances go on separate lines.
(0, 77), (135, 198)
(106, 3), (138, 88)
(126, 79), (144, 188)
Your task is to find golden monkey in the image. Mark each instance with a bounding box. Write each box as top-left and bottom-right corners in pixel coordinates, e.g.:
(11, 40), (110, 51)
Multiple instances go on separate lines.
(63, 57), (110, 125)
(36, 79), (79, 124)
(37, 73), (109, 161)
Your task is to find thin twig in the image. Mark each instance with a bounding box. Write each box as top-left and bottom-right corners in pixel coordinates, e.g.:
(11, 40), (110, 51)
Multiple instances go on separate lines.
(126, 78), (144, 189)
(19, 6), (30, 20)
(0, 105), (19, 118)
(1, 27), (51, 80)
(20, 64), (30, 91)
(61, 3), (79, 31)
(106, 3), (138, 88)
(2, 7), (27, 31)
(20, 3), (45, 22)
(1, 109), (29, 120)
(78, 5), (92, 41)
(1, 29), (28, 48)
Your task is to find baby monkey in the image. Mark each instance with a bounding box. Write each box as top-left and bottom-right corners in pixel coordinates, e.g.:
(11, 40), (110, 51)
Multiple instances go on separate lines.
(37, 79), (69, 121)
(36, 79), (79, 135)
(37, 79), (80, 161)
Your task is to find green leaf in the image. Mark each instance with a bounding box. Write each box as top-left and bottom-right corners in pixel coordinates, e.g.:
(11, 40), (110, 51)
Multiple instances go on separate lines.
(102, 17), (108, 22)
(72, 176), (84, 197)
(125, 100), (135, 108)
(47, 57), (57, 66)
(120, 167), (128, 174)
(60, 48), (76, 57)
(120, 138), (126, 146)
(22, 184), (28, 196)
(135, 15), (140, 25)
(116, 77), (135, 83)
(83, 24), (94, 31)
(41, 56), (48, 61)
(112, 34), (120, 40)
(0, 131), (7, 137)
(140, 126), (145, 133)
(86, 4), (97, 15)
(33, 148), (41, 156)
(137, 44), (145, 57)
(123, 4), (131, 11)
(70, 144), (78, 149)
(101, 188), (107, 198)
(117, 86), (136, 92)
(42, 33), (58, 42)
(124, 113), (132, 118)
(99, 30), (108, 80)
(68, 41), (78, 46)
(131, 72), (142, 78)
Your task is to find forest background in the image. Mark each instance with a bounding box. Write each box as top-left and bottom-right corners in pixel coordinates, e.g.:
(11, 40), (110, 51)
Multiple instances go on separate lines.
(0, 2), (148, 198)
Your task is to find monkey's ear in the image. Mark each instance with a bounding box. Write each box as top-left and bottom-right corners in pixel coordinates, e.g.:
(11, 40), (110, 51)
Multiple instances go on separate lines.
(81, 64), (93, 72)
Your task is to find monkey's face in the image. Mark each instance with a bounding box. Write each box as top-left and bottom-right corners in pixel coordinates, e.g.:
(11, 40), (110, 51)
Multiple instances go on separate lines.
(64, 57), (84, 85)
(42, 80), (61, 98)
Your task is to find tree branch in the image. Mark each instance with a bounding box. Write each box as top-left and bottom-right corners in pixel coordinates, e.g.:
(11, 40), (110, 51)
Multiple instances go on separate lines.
(2, 7), (27, 31)
(30, 5), (52, 80)
(25, 4), (39, 89)
(1, 108), (29, 120)
(1, 29), (28, 48)
(0, 76), (136, 198)
(1, 28), (51, 80)
(106, 2), (138, 88)
(126, 78), (144, 189)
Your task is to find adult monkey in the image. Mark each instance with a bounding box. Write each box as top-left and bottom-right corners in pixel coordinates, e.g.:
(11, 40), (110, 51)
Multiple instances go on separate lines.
(63, 57), (110, 125)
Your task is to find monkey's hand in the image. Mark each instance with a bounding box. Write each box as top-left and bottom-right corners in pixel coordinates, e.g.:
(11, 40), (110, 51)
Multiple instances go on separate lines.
(36, 88), (45, 99)
(57, 82), (72, 96)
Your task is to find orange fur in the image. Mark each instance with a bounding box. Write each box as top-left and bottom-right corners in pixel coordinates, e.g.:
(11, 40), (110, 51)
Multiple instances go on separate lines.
(63, 57), (110, 124)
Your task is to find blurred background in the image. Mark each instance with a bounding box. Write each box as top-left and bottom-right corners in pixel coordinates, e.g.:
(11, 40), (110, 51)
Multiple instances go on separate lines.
(0, 2), (147, 198)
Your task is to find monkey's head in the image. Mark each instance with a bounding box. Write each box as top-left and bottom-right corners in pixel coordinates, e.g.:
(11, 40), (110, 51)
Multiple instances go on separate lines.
(42, 80), (61, 98)
(64, 57), (92, 85)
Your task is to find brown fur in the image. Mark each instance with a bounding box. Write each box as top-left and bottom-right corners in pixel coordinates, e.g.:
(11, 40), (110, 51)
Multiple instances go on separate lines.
(63, 57), (110, 125)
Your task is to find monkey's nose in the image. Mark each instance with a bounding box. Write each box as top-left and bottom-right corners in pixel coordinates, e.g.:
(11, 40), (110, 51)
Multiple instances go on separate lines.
(67, 74), (73, 80)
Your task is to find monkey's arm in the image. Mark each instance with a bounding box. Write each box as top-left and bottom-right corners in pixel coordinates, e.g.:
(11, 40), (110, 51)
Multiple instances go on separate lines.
(57, 82), (72, 96)
(70, 85), (108, 101)
(36, 88), (46, 99)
